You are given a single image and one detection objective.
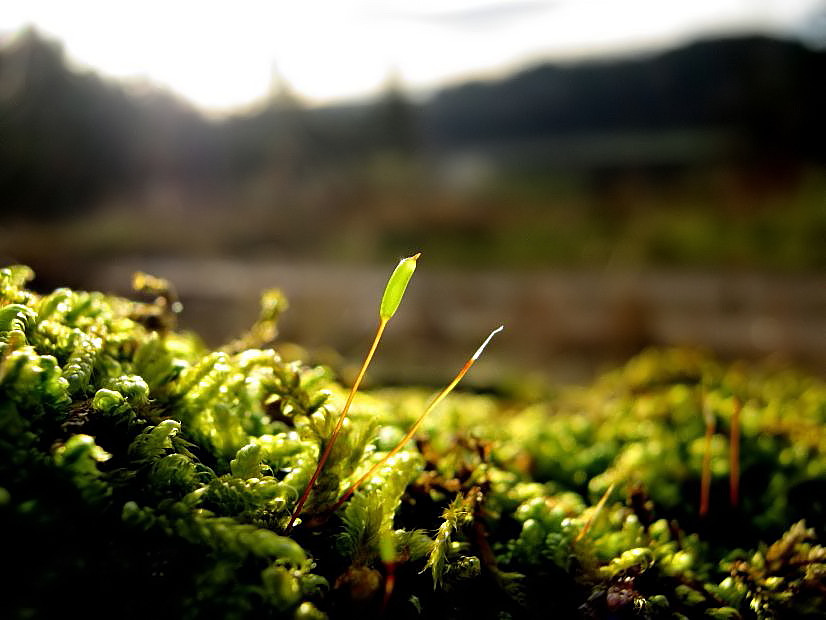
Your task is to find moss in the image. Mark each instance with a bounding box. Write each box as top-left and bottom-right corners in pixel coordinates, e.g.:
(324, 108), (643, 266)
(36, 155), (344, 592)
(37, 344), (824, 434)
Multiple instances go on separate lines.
(1, 264), (825, 618)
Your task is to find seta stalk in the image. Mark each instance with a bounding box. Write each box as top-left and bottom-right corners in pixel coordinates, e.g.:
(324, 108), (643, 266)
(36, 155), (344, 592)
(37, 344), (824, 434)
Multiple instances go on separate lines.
(333, 325), (504, 511)
(729, 396), (741, 508)
(699, 392), (715, 517)
(576, 481), (616, 543)
(286, 253), (420, 531)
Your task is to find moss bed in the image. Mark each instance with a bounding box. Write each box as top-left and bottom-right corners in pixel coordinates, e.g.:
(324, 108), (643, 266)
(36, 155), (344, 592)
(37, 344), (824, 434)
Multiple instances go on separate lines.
(1, 264), (825, 619)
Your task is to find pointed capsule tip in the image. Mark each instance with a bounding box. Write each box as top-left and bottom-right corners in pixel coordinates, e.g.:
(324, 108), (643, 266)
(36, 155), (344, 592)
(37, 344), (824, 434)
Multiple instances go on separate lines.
(472, 325), (504, 361)
(411, 252), (421, 261)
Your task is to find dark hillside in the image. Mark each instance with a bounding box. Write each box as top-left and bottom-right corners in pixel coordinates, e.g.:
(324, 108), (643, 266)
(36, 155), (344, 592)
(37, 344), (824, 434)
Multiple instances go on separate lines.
(423, 35), (826, 165)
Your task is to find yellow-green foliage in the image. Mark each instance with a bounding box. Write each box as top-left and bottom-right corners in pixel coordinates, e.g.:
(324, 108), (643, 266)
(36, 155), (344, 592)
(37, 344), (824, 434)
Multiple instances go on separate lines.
(1, 264), (825, 619)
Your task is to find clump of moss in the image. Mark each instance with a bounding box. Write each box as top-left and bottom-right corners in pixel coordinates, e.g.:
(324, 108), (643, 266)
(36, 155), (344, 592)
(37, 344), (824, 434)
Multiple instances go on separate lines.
(1, 264), (824, 619)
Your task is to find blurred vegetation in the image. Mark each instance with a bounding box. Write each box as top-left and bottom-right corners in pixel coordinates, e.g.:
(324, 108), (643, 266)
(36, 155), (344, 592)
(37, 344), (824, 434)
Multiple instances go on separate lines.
(1, 28), (825, 278)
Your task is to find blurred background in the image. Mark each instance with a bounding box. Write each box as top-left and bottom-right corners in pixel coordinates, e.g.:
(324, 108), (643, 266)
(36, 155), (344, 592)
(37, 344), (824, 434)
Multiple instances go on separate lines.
(2, 1), (825, 389)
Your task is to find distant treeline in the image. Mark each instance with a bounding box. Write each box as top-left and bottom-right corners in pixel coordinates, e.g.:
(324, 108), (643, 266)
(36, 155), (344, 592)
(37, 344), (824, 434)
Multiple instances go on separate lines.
(425, 36), (826, 156)
(1, 28), (824, 219)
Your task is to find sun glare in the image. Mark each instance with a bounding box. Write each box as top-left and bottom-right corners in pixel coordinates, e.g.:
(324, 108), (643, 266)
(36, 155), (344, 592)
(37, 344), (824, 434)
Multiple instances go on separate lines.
(3, 0), (820, 112)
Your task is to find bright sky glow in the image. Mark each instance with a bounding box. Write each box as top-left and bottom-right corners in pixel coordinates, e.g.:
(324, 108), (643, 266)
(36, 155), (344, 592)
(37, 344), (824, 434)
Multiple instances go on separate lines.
(2, 1), (821, 113)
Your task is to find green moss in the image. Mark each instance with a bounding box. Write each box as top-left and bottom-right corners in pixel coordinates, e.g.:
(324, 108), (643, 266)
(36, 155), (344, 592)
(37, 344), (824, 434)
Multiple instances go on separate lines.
(1, 264), (825, 618)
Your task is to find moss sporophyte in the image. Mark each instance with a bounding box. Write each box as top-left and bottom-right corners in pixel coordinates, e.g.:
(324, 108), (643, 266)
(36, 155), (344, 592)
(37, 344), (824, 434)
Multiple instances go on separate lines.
(333, 325), (503, 510)
(287, 253), (421, 531)
(288, 254), (502, 531)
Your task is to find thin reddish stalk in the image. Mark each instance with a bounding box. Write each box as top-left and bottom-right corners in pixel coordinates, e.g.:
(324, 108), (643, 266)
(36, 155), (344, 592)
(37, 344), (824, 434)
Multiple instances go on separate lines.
(729, 396), (741, 508)
(700, 397), (715, 517)
(381, 562), (396, 613)
(286, 318), (388, 531)
(332, 326), (502, 512)
(333, 358), (474, 511)
(576, 482), (616, 543)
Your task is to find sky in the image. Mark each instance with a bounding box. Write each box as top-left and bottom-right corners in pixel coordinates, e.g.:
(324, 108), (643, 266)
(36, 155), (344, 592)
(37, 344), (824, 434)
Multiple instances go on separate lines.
(3, 1), (823, 113)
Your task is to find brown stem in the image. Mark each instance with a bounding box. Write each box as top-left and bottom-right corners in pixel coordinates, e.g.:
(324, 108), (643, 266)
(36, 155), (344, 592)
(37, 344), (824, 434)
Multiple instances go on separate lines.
(729, 396), (741, 508)
(333, 356), (476, 511)
(576, 481), (616, 542)
(286, 318), (388, 531)
(700, 396), (715, 517)
(381, 562), (396, 614)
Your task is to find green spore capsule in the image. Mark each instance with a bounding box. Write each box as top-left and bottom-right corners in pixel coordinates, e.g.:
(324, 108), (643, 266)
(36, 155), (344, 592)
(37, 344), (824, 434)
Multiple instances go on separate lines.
(379, 253), (420, 321)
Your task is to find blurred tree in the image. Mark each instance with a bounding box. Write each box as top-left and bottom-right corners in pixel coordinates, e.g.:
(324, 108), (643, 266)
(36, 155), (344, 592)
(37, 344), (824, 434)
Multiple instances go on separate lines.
(0, 28), (218, 220)
(371, 71), (419, 156)
(0, 29), (135, 217)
